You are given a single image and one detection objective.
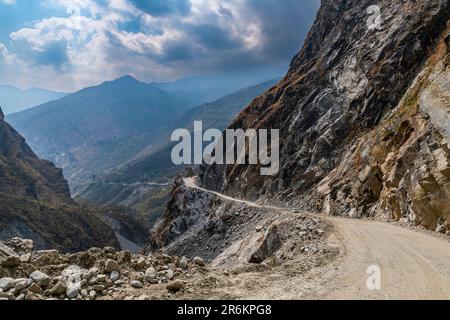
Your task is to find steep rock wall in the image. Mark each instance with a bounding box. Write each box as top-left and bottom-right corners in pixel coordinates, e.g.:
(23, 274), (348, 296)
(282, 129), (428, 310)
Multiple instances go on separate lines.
(312, 33), (450, 233)
(198, 0), (450, 232)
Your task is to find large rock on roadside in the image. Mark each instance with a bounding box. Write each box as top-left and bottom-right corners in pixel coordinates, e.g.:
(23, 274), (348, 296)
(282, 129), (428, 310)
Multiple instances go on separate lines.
(249, 224), (282, 263)
(193, 257), (205, 266)
(0, 277), (15, 291)
(30, 271), (51, 287)
(14, 279), (28, 291)
(213, 223), (283, 267)
(178, 257), (188, 269)
(104, 259), (120, 273)
(110, 271), (120, 282)
(166, 280), (184, 293)
(66, 286), (79, 299)
(130, 280), (144, 289)
(145, 267), (157, 281)
(27, 283), (43, 294)
(49, 282), (67, 296)
(20, 253), (32, 263)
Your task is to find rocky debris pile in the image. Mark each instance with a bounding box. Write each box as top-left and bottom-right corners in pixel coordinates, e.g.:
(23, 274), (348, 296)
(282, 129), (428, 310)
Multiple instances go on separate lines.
(0, 238), (205, 300)
(150, 178), (336, 269)
(213, 211), (336, 269)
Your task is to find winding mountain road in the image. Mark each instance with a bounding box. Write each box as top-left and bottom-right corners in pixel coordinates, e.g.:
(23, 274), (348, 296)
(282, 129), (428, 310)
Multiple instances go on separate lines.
(183, 177), (450, 300)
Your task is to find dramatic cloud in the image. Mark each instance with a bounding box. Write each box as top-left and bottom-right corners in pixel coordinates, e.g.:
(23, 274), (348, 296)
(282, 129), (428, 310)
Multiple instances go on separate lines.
(0, 0), (320, 91)
(128, 0), (192, 17)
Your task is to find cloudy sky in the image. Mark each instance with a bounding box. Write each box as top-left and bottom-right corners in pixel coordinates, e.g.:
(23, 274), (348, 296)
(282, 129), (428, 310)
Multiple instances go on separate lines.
(0, 0), (319, 92)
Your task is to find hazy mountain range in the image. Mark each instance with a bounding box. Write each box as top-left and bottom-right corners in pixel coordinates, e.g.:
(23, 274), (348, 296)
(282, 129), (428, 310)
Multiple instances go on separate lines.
(151, 67), (286, 107)
(8, 76), (187, 187)
(0, 85), (67, 115)
(7, 73), (282, 188)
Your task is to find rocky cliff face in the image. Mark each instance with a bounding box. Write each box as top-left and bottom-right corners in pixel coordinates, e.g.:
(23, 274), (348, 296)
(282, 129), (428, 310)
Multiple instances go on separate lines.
(197, 0), (450, 232)
(0, 107), (71, 204)
(313, 35), (450, 233)
(0, 109), (119, 251)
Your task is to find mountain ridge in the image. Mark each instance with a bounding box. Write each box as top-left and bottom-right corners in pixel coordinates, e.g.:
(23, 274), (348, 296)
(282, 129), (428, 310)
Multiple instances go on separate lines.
(7, 76), (187, 187)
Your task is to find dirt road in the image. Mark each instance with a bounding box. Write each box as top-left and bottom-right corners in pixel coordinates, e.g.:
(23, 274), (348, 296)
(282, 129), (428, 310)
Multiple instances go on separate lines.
(184, 177), (450, 300)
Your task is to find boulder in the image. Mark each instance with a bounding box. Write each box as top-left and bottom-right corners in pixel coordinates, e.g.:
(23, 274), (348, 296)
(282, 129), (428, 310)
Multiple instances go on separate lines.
(249, 224), (282, 264)
(92, 285), (105, 292)
(3, 238), (34, 254)
(35, 250), (60, 265)
(136, 257), (146, 269)
(0, 292), (14, 300)
(20, 253), (32, 263)
(178, 257), (188, 269)
(87, 267), (99, 279)
(14, 279), (28, 291)
(0, 277), (15, 291)
(49, 282), (67, 296)
(27, 283), (43, 294)
(16, 294), (26, 301)
(66, 286), (79, 299)
(166, 270), (174, 280)
(130, 280), (144, 289)
(166, 280), (184, 293)
(81, 289), (88, 298)
(4, 238), (34, 255)
(104, 259), (120, 273)
(193, 257), (205, 266)
(96, 274), (107, 283)
(145, 267), (157, 281)
(30, 271), (51, 287)
(110, 271), (120, 282)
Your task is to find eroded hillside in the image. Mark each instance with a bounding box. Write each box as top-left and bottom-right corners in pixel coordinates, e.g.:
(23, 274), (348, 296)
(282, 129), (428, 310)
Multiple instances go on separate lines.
(0, 108), (119, 252)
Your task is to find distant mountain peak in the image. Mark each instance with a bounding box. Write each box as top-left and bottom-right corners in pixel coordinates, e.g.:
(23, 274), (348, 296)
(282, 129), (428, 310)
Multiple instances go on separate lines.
(0, 106), (4, 120)
(117, 74), (136, 80)
(114, 75), (142, 84)
(93, 75), (149, 90)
